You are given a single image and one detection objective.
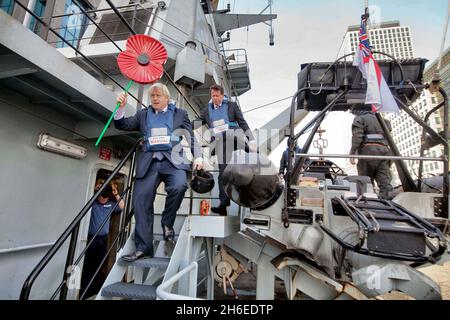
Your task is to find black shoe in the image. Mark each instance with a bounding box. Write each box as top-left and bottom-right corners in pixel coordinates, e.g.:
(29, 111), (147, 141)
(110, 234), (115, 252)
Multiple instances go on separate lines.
(162, 225), (175, 241)
(122, 250), (151, 262)
(211, 205), (228, 216)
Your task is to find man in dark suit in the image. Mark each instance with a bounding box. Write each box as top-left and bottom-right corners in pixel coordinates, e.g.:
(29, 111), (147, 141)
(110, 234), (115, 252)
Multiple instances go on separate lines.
(196, 84), (256, 216)
(114, 83), (203, 261)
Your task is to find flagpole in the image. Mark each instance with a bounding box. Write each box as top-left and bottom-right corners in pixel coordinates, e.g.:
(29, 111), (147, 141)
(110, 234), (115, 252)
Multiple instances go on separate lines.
(364, 1), (370, 43)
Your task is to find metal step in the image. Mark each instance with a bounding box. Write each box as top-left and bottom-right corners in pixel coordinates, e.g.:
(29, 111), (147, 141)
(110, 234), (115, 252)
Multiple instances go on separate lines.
(118, 256), (170, 269)
(153, 233), (179, 242)
(101, 282), (157, 300)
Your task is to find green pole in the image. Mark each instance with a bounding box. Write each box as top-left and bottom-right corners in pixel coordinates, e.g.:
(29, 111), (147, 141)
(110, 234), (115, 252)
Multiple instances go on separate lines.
(95, 80), (133, 147)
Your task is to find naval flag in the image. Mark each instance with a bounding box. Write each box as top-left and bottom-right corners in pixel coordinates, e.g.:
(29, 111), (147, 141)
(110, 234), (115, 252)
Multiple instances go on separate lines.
(353, 12), (400, 114)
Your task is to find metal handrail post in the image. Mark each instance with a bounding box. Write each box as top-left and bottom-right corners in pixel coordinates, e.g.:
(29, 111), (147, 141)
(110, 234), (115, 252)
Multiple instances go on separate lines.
(59, 225), (79, 300)
(156, 262), (201, 300)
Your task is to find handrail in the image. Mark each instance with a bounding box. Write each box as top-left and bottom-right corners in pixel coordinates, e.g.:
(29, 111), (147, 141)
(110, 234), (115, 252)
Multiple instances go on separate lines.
(418, 101), (445, 190)
(295, 153), (444, 161)
(156, 262), (202, 300)
(20, 139), (142, 300)
(223, 48), (248, 66)
(49, 191), (136, 300)
(77, 198), (136, 300)
(55, 185), (132, 300)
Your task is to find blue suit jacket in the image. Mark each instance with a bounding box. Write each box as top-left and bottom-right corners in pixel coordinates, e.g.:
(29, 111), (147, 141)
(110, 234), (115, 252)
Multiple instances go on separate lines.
(114, 106), (202, 179)
(196, 101), (255, 141)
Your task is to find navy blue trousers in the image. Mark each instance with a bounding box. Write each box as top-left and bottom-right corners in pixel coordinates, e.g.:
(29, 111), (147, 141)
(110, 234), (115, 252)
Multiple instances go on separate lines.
(80, 234), (107, 299)
(133, 158), (187, 254)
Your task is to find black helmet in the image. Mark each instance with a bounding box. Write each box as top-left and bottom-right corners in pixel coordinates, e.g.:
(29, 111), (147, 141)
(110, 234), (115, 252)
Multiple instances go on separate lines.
(190, 169), (215, 194)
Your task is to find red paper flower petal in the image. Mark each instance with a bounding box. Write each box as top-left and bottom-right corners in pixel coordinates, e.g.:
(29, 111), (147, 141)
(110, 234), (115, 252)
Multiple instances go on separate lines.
(117, 35), (168, 84)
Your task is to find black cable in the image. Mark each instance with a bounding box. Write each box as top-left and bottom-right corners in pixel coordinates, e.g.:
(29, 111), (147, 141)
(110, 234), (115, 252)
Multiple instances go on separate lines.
(243, 95), (293, 113)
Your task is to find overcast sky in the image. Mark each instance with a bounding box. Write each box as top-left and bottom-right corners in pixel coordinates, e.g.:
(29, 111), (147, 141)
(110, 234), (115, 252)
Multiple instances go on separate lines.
(218, 0), (449, 170)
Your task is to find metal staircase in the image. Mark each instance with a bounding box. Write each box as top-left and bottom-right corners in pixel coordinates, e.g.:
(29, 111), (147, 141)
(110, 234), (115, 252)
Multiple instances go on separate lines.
(99, 231), (172, 300)
(224, 49), (251, 96)
(97, 214), (240, 300)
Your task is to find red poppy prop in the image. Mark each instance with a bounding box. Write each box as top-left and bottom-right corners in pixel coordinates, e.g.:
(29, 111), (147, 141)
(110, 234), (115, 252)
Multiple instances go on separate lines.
(95, 35), (168, 146)
(117, 35), (167, 84)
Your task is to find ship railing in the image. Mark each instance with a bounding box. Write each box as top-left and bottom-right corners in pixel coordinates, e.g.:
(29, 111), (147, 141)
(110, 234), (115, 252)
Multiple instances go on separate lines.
(19, 138), (141, 300)
(223, 48), (249, 67)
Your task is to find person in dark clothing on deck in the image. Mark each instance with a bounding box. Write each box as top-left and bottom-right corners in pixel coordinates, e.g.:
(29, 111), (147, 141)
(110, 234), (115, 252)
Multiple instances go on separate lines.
(279, 141), (303, 180)
(80, 184), (124, 298)
(349, 110), (393, 199)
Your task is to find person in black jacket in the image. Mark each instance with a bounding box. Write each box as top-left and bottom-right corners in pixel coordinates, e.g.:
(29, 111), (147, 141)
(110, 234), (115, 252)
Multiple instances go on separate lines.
(349, 110), (393, 199)
(196, 84), (256, 215)
(279, 141), (303, 179)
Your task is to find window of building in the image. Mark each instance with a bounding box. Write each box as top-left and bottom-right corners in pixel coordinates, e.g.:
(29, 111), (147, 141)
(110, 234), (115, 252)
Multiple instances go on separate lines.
(29, 0), (46, 34)
(435, 117), (440, 124)
(90, 8), (152, 44)
(57, 0), (89, 48)
(0, 0), (14, 14)
(432, 97), (437, 103)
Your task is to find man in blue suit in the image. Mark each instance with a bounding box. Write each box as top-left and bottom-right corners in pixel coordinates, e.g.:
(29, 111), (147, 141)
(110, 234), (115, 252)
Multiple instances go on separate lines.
(114, 83), (203, 261)
(196, 84), (256, 216)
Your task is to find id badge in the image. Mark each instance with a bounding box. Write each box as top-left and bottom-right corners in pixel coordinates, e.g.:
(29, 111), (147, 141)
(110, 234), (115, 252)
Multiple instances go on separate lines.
(212, 119), (228, 134)
(149, 136), (170, 145)
(213, 119), (226, 127)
